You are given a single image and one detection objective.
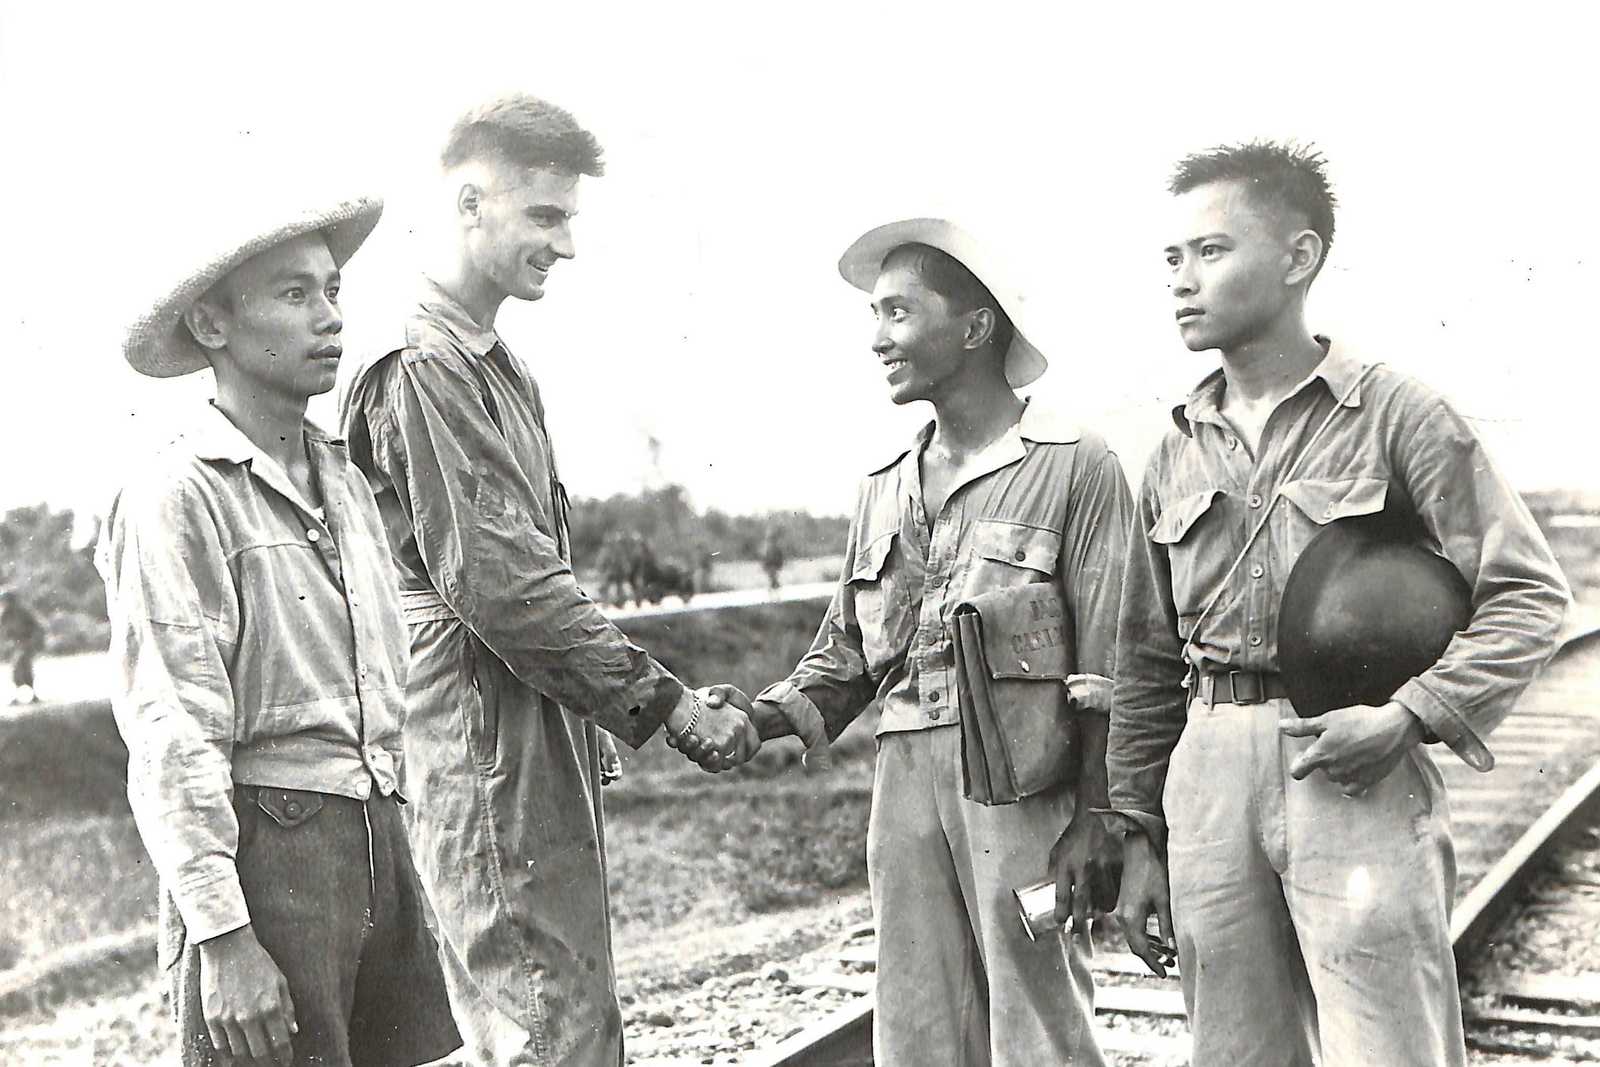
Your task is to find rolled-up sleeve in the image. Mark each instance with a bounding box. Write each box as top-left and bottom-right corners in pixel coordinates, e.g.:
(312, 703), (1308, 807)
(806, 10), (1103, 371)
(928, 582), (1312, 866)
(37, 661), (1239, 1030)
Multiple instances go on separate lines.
(1390, 395), (1571, 770)
(97, 477), (248, 943)
(758, 509), (881, 746)
(1106, 454), (1190, 849)
(366, 352), (682, 748)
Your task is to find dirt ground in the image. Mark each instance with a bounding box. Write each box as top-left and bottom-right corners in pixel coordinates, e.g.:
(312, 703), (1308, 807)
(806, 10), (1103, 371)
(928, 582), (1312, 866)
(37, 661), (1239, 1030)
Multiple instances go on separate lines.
(5, 586), (1598, 1064)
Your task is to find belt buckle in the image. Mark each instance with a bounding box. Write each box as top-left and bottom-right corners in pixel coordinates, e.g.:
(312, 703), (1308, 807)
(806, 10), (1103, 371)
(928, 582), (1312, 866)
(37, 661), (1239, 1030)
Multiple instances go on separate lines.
(1229, 670), (1264, 705)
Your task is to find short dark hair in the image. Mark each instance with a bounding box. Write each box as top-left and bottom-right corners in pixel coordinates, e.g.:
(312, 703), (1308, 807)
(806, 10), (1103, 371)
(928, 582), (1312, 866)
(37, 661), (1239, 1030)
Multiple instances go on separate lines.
(1169, 140), (1337, 264)
(441, 94), (605, 177)
(883, 243), (1015, 355)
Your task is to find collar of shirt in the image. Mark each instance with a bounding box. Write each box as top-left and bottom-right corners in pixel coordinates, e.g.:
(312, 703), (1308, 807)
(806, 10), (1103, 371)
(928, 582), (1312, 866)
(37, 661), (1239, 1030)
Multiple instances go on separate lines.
(880, 401), (1081, 519)
(874, 400), (1082, 475)
(1171, 335), (1366, 437)
(417, 276), (500, 358)
(175, 402), (344, 522)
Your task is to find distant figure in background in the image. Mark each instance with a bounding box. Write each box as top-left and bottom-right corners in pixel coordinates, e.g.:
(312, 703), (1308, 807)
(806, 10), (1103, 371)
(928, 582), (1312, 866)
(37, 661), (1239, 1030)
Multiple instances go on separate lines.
(760, 527), (786, 591)
(596, 529), (636, 605)
(0, 589), (44, 704)
(98, 189), (458, 1067)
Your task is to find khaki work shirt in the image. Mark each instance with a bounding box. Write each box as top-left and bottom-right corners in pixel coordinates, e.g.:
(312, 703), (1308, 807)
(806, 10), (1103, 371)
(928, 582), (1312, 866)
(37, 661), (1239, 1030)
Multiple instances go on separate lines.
(340, 279), (683, 747)
(1108, 340), (1571, 846)
(760, 404), (1133, 749)
(97, 404), (407, 944)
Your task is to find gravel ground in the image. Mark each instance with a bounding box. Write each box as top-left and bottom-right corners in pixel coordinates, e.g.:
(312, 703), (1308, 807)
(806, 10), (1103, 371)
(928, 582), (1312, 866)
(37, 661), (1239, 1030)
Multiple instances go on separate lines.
(1462, 821), (1600, 1063)
(0, 894), (876, 1066)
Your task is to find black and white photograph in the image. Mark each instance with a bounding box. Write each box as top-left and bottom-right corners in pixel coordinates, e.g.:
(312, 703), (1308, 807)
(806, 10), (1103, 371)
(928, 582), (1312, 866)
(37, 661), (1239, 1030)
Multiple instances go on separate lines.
(1, 3), (1598, 1065)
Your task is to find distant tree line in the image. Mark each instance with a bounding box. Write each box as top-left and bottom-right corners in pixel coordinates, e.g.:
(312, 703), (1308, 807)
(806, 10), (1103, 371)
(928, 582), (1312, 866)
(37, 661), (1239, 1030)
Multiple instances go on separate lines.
(4, 489), (1587, 658)
(0, 505), (107, 656)
(565, 484), (850, 572)
(0, 488), (851, 657)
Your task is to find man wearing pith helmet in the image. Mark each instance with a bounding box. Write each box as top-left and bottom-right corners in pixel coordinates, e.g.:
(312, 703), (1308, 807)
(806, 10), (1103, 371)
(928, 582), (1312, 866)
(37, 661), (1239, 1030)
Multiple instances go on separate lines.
(98, 189), (459, 1067)
(706, 218), (1132, 1064)
(1107, 141), (1571, 1065)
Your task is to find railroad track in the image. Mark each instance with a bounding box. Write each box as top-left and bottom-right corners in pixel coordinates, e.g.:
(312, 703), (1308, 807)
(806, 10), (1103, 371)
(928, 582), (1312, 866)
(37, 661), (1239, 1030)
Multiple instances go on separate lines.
(749, 625), (1600, 1067)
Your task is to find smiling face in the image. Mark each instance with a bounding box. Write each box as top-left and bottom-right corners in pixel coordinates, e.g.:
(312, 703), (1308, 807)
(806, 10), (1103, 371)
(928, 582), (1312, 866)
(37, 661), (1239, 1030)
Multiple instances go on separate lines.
(190, 231), (345, 401)
(465, 163), (580, 304)
(1164, 179), (1314, 354)
(868, 259), (984, 406)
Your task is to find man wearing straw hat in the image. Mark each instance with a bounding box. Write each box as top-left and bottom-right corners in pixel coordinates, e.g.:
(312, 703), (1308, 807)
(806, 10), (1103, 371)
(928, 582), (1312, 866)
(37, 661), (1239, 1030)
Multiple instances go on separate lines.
(98, 191), (459, 1067)
(340, 94), (758, 1065)
(706, 218), (1132, 1065)
(1107, 141), (1570, 1066)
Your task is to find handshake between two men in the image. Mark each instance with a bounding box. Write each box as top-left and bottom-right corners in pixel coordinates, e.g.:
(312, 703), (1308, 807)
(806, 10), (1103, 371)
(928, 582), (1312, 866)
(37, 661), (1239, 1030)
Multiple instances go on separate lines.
(662, 684), (784, 772)
(657, 673), (1126, 951)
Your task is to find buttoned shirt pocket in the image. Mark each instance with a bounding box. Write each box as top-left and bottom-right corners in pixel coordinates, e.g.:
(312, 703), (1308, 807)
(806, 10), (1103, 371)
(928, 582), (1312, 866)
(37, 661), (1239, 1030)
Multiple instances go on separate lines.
(1279, 477), (1388, 559)
(848, 528), (910, 674)
(968, 519), (1061, 596)
(1149, 488), (1226, 620)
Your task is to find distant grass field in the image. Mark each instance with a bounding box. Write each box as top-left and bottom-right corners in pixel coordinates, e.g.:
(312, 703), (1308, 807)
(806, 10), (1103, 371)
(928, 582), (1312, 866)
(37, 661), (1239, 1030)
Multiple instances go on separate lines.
(0, 596), (871, 981)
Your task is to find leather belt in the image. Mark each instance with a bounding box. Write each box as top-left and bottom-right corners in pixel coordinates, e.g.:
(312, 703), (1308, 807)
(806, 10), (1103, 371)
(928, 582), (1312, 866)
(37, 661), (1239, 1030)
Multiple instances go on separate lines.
(1194, 669), (1289, 707)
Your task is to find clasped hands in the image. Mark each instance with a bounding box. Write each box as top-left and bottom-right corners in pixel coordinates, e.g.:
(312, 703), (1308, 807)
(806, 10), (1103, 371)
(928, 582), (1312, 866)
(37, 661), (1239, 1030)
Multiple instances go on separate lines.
(664, 684), (774, 773)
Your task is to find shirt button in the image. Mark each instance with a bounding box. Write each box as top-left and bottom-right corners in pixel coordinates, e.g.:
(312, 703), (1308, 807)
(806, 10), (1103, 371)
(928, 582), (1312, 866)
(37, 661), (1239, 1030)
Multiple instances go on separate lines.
(1247, 494), (1263, 509)
(284, 800), (302, 818)
(929, 707), (943, 721)
(1249, 634), (1263, 647)
(355, 779), (371, 799)
(306, 529), (321, 543)
(928, 690), (941, 703)
(1250, 564), (1264, 579)
(1013, 549), (1027, 562)
(1226, 435), (1239, 451)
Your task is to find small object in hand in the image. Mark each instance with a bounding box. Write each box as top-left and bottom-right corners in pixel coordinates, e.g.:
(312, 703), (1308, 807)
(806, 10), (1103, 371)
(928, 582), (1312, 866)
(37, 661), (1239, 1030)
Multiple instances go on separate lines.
(1015, 878), (1071, 941)
(1015, 878), (1175, 962)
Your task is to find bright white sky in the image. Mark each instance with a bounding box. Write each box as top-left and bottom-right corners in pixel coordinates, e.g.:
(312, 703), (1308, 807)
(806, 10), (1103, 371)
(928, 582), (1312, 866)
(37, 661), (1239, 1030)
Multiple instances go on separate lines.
(2, 3), (1596, 537)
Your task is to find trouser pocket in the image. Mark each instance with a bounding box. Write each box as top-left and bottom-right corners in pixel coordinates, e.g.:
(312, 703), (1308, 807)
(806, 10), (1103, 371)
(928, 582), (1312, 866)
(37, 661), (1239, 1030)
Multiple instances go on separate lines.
(253, 787), (328, 829)
(463, 633), (500, 767)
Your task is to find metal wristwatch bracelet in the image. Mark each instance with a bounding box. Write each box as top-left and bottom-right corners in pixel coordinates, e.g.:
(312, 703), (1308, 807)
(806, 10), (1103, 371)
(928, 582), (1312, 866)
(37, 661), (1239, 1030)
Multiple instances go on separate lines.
(674, 688), (704, 748)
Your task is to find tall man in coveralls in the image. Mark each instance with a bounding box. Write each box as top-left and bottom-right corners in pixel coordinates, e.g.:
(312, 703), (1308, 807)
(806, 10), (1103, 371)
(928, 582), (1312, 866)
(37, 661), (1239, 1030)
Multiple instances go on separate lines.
(340, 95), (758, 1066)
(1108, 142), (1571, 1066)
(709, 219), (1131, 1065)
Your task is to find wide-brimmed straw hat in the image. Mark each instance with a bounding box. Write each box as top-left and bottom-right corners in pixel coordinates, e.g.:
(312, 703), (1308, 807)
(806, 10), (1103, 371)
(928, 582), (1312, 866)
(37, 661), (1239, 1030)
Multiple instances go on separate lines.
(123, 195), (384, 378)
(837, 218), (1047, 389)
